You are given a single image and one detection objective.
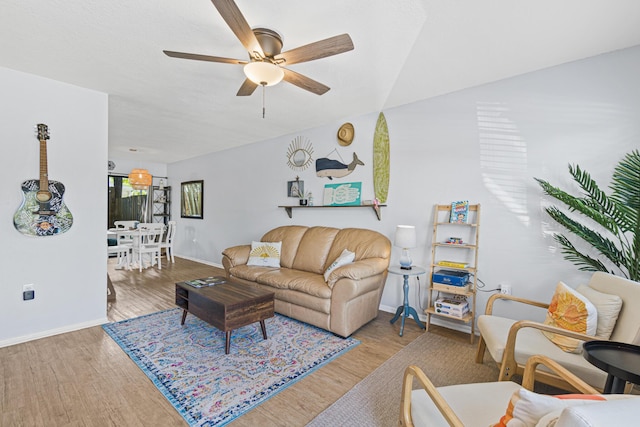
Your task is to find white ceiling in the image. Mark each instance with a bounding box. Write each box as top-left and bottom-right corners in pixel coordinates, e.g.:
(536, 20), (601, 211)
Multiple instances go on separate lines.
(2, 1), (640, 164)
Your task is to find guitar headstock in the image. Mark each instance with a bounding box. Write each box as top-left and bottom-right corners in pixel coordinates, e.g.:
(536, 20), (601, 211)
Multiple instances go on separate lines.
(36, 123), (50, 141)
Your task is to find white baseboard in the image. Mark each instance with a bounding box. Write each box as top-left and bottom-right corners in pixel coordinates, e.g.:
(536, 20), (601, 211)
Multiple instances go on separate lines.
(175, 254), (223, 269)
(0, 317), (109, 349)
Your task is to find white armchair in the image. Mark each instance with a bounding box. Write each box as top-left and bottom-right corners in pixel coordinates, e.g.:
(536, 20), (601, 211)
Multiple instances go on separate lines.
(475, 272), (640, 391)
(400, 354), (640, 427)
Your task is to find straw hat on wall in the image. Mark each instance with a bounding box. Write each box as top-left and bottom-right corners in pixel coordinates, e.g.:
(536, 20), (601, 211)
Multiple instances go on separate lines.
(337, 122), (354, 146)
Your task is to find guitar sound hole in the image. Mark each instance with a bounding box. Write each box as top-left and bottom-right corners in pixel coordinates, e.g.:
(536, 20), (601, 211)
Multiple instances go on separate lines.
(36, 191), (52, 202)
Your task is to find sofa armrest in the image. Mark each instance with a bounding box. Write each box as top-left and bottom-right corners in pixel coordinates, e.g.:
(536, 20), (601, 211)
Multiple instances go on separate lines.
(484, 293), (549, 315)
(400, 365), (464, 427)
(506, 319), (599, 350)
(221, 245), (251, 269)
(522, 355), (599, 393)
(326, 258), (388, 288)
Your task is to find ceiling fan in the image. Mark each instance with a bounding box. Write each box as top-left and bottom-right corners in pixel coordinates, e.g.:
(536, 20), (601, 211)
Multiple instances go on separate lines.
(163, 0), (354, 97)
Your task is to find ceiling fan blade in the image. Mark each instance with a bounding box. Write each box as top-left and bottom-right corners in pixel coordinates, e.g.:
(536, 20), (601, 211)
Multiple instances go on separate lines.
(163, 50), (246, 64)
(275, 34), (354, 65)
(236, 78), (258, 96)
(282, 68), (330, 95)
(210, 0), (264, 57)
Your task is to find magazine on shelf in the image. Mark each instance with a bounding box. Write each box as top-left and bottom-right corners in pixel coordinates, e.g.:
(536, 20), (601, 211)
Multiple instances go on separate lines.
(449, 200), (469, 223)
(184, 276), (226, 288)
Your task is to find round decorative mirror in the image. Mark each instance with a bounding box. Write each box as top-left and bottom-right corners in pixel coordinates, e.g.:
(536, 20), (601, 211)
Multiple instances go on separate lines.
(286, 136), (314, 170)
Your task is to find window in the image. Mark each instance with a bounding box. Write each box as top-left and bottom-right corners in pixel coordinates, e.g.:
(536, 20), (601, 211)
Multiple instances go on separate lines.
(108, 175), (151, 227)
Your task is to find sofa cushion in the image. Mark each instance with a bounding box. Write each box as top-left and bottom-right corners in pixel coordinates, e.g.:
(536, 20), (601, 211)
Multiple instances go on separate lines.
(261, 226), (308, 269)
(247, 241), (282, 267)
(256, 268), (332, 299)
(553, 396), (640, 427)
(576, 284), (622, 340)
(292, 227), (340, 274)
(229, 264), (276, 282)
(542, 282), (597, 353)
(476, 315), (607, 388)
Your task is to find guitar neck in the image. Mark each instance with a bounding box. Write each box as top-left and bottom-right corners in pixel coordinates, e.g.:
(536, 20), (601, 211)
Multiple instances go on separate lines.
(39, 139), (49, 190)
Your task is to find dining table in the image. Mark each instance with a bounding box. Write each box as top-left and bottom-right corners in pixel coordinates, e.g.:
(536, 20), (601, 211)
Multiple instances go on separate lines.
(107, 227), (160, 270)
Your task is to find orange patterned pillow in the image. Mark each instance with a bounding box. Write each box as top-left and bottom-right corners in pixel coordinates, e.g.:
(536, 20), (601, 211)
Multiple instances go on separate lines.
(542, 282), (597, 353)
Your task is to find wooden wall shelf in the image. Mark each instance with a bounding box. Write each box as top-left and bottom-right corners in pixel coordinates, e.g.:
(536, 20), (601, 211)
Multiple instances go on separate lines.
(278, 204), (386, 221)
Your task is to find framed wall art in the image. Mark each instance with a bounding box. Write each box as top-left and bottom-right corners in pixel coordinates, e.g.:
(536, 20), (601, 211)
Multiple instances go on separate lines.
(181, 180), (203, 219)
(287, 179), (304, 198)
(323, 182), (362, 206)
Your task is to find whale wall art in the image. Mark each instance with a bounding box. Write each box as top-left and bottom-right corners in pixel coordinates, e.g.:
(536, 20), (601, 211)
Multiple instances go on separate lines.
(315, 152), (364, 180)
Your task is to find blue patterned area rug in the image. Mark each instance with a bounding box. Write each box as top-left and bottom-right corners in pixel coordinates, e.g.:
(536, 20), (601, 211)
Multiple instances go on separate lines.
(102, 308), (359, 426)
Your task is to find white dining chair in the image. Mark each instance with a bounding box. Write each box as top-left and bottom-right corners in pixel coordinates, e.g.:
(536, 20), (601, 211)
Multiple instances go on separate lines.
(159, 221), (176, 263)
(107, 243), (131, 270)
(132, 224), (164, 272)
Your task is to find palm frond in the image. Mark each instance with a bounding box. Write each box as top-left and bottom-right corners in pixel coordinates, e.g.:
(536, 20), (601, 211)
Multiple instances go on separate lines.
(553, 234), (611, 274)
(568, 164), (632, 230)
(536, 177), (618, 233)
(546, 206), (626, 269)
(535, 150), (640, 281)
(611, 150), (640, 208)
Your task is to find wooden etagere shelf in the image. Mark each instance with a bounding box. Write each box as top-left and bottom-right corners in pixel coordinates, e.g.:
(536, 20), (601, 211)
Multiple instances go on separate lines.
(425, 203), (481, 343)
(278, 204), (386, 221)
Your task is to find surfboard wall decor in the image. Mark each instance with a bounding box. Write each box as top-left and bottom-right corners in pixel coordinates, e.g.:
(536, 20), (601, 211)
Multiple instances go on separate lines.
(373, 112), (390, 203)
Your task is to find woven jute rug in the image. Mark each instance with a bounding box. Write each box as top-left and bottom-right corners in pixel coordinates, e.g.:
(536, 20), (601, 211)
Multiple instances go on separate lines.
(307, 331), (500, 427)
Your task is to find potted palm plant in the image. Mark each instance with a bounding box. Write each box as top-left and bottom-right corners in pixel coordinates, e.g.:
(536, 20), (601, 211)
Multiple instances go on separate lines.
(534, 150), (639, 281)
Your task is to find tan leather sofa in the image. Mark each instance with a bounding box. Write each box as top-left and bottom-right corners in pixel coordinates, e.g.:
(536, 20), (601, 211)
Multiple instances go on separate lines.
(222, 225), (391, 337)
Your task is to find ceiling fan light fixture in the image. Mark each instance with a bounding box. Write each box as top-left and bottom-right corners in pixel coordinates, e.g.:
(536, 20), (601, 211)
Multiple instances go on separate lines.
(243, 61), (284, 86)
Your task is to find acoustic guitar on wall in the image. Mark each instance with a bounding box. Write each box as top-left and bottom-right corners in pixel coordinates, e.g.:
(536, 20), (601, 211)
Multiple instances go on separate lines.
(13, 124), (73, 236)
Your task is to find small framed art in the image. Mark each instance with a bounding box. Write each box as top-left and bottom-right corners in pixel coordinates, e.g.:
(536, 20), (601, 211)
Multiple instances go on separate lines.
(287, 180), (304, 198)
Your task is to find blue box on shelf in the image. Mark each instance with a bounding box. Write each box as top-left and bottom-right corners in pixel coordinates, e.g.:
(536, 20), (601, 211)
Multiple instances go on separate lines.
(432, 269), (470, 287)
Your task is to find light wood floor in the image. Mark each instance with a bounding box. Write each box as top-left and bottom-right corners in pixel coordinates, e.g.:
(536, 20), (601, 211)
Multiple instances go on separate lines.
(0, 257), (465, 426)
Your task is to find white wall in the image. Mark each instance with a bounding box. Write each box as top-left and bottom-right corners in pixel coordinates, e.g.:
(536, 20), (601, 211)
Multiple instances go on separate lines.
(168, 45), (640, 331)
(0, 67), (108, 346)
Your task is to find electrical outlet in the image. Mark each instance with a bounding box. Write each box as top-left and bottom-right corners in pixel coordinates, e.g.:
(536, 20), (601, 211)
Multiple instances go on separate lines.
(500, 284), (512, 295)
(23, 284), (35, 301)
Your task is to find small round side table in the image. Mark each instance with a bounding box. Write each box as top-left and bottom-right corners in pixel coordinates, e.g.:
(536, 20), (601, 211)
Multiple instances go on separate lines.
(388, 266), (426, 336)
(583, 340), (640, 393)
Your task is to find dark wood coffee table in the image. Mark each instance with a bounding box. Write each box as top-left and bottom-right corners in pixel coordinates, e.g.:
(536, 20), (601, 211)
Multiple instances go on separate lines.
(175, 279), (275, 354)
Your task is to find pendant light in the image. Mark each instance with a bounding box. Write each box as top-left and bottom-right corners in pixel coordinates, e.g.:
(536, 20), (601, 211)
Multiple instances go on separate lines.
(128, 168), (152, 190)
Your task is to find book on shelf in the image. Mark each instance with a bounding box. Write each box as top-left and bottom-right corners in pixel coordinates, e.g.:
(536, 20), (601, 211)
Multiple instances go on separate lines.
(437, 260), (469, 268)
(450, 200), (469, 223)
(184, 276), (226, 288)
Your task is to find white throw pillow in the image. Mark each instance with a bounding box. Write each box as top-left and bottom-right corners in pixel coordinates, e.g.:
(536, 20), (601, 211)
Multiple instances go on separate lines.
(247, 241), (282, 268)
(324, 249), (355, 282)
(575, 284), (622, 340)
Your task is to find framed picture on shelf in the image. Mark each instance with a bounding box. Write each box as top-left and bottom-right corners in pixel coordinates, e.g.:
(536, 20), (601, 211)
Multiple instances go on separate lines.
(323, 182), (362, 206)
(287, 180), (304, 198)
(181, 180), (203, 219)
